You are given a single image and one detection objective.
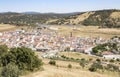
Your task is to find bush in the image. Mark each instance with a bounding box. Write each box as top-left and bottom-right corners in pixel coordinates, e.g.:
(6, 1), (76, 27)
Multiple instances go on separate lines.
(89, 58), (93, 61)
(79, 58), (87, 68)
(96, 58), (101, 62)
(61, 55), (66, 58)
(68, 64), (72, 68)
(0, 46), (43, 71)
(89, 67), (97, 72)
(92, 62), (103, 69)
(109, 59), (114, 63)
(89, 62), (103, 72)
(1, 63), (20, 77)
(49, 60), (56, 66)
(106, 64), (119, 72)
(0, 45), (8, 56)
(116, 59), (120, 62)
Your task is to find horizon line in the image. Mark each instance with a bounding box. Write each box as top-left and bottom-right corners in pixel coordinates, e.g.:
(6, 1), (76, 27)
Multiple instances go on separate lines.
(0, 9), (119, 14)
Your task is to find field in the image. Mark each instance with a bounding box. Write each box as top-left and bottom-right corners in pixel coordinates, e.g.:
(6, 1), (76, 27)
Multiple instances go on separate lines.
(0, 24), (28, 32)
(0, 24), (17, 32)
(0, 24), (120, 39)
(50, 25), (120, 39)
(21, 52), (120, 77)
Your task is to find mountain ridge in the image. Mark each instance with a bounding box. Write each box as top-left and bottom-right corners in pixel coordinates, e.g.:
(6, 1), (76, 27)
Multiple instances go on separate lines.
(0, 9), (120, 28)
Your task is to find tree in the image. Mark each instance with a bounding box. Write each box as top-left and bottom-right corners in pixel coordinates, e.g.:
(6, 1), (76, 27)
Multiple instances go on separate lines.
(89, 62), (103, 72)
(0, 45), (8, 56)
(89, 67), (97, 72)
(92, 62), (103, 69)
(49, 60), (56, 66)
(96, 58), (101, 62)
(68, 64), (72, 68)
(116, 59), (120, 62)
(109, 59), (114, 63)
(79, 58), (87, 68)
(1, 63), (20, 77)
(1, 46), (43, 71)
(106, 64), (119, 72)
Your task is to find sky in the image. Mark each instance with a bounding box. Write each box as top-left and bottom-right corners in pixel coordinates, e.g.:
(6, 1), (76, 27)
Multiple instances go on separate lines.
(0, 0), (120, 13)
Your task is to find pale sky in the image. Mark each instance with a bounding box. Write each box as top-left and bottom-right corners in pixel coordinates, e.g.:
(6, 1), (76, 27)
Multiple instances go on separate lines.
(0, 0), (120, 13)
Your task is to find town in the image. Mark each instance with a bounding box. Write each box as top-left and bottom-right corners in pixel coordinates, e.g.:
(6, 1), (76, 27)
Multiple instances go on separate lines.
(0, 25), (120, 59)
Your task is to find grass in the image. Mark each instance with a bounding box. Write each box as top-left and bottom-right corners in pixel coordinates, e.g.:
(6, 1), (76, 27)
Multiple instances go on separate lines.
(22, 51), (120, 77)
(51, 25), (120, 39)
(21, 58), (120, 77)
(0, 24), (16, 32)
(0, 24), (29, 32)
(59, 52), (101, 61)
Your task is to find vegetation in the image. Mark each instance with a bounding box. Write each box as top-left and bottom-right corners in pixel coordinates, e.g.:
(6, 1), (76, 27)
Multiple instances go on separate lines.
(0, 45), (43, 77)
(1, 63), (20, 77)
(49, 60), (56, 66)
(0, 12), (74, 26)
(92, 42), (119, 55)
(105, 64), (120, 72)
(89, 67), (97, 72)
(0, 9), (120, 28)
(79, 58), (88, 68)
(67, 64), (72, 68)
(82, 9), (120, 27)
(48, 9), (120, 28)
(89, 62), (103, 72)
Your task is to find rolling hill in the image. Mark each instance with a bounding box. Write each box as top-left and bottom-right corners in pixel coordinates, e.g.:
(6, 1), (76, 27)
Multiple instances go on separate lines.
(0, 9), (120, 28)
(47, 9), (120, 28)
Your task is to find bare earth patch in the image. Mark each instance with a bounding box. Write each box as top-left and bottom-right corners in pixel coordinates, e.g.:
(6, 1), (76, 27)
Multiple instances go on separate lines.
(0, 24), (16, 32)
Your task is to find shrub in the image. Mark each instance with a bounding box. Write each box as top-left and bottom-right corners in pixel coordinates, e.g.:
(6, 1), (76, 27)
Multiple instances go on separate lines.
(89, 67), (97, 72)
(109, 59), (114, 63)
(49, 60), (56, 66)
(1, 63), (20, 77)
(96, 58), (101, 62)
(0, 46), (43, 71)
(92, 62), (103, 69)
(89, 62), (103, 72)
(79, 60), (86, 68)
(106, 64), (119, 72)
(79, 58), (88, 68)
(61, 55), (67, 59)
(116, 59), (120, 62)
(89, 58), (93, 62)
(0, 45), (8, 56)
(68, 64), (72, 68)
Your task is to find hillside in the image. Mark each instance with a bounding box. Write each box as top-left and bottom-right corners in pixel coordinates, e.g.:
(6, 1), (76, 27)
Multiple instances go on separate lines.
(47, 9), (120, 28)
(0, 12), (78, 26)
(21, 52), (120, 77)
(0, 9), (120, 28)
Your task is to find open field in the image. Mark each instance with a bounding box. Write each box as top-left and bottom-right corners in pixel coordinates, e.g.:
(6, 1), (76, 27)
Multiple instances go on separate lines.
(21, 52), (120, 77)
(0, 24), (120, 39)
(21, 64), (119, 77)
(59, 52), (101, 61)
(0, 24), (28, 32)
(51, 25), (120, 39)
(0, 24), (16, 32)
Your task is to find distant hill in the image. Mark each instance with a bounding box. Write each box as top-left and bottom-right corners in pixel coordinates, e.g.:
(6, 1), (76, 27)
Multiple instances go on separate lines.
(22, 12), (41, 14)
(0, 9), (120, 28)
(47, 9), (120, 28)
(0, 12), (73, 26)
